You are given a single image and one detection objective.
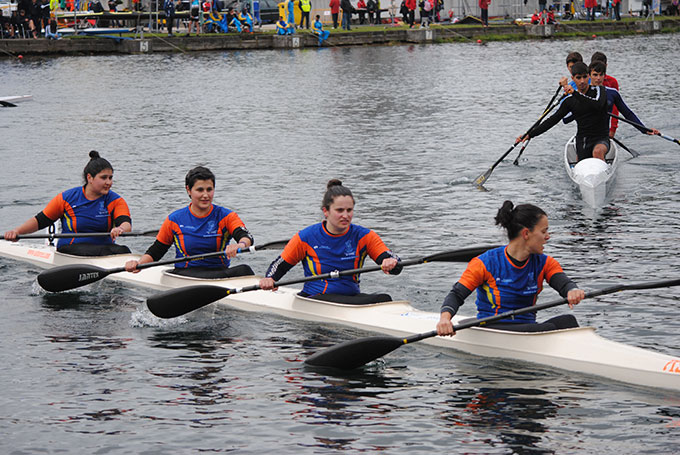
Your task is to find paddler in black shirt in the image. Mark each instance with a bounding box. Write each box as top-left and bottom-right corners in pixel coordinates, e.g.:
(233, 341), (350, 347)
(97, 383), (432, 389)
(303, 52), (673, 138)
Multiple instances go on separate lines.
(516, 62), (609, 162)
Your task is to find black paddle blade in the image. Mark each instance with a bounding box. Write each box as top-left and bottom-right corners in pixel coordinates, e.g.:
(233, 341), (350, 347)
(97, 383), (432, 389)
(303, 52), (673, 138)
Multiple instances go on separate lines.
(305, 335), (405, 369)
(37, 264), (109, 292)
(146, 285), (229, 319)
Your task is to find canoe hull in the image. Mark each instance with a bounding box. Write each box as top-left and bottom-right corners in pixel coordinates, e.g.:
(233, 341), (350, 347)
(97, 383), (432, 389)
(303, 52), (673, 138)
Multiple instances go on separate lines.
(1, 241), (679, 391)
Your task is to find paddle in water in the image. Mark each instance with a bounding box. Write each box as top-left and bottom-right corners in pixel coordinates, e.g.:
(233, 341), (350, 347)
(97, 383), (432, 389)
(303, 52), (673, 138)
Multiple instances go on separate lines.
(610, 137), (640, 158)
(474, 89), (566, 186)
(304, 277), (680, 369)
(36, 239), (290, 292)
(146, 244), (501, 319)
(513, 86), (564, 166)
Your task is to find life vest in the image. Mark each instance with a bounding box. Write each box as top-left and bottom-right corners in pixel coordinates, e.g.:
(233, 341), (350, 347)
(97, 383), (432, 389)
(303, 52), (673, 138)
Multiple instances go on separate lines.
(300, 0), (311, 12)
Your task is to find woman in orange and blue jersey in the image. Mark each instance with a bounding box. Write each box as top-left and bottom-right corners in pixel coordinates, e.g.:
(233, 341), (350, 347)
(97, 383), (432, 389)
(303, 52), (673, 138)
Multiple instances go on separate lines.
(125, 166), (254, 279)
(437, 201), (585, 335)
(3, 151), (132, 256)
(259, 179), (402, 304)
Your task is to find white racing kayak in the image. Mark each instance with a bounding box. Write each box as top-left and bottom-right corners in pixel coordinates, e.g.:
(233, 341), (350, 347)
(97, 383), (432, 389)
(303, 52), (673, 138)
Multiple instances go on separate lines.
(1, 240), (679, 392)
(564, 135), (619, 207)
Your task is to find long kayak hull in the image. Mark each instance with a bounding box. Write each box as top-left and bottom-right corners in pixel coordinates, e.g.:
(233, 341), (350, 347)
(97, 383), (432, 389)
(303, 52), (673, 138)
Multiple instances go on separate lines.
(1, 241), (679, 392)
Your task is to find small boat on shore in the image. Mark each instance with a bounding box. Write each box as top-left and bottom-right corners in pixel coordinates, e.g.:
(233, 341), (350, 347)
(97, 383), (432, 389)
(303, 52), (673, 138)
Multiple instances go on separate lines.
(1, 240), (679, 392)
(564, 135), (619, 207)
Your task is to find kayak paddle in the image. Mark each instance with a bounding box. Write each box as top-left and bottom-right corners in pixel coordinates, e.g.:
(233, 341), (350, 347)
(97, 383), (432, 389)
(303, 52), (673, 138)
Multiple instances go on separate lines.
(304, 277), (680, 369)
(146, 244), (501, 319)
(0, 229), (158, 241)
(36, 239), (290, 292)
(513, 86), (564, 166)
(608, 113), (680, 146)
(611, 137), (640, 158)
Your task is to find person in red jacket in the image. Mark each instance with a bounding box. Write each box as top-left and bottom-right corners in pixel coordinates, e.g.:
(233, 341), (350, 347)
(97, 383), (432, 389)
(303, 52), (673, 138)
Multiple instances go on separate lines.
(590, 51), (620, 137)
(479, 0), (489, 26)
(584, 0), (596, 20)
(356, 0), (367, 24)
(329, 0), (340, 28)
(612, 0), (621, 20)
(405, 0), (416, 27)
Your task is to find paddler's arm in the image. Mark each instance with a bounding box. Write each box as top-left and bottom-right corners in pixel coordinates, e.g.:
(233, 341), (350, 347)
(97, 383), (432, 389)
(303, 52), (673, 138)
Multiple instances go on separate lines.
(3, 217), (40, 241)
(125, 239), (171, 273)
(516, 100), (571, 143)
(111, 220), (132, 241)
(436, 282), (472, 336)
(548, 272), (584, 308)
(259, 256), (295, 290)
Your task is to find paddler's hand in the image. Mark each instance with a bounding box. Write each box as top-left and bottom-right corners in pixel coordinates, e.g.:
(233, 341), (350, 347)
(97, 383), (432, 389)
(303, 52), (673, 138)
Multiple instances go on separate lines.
(436, 312), (456, 337)
(110, 226), (125, 240)
(567, 288), (585, 308)
(224, 244), (240, 259)
(515, 134), (529, 144)
(3, 229), (20, 241)
(125, 260), (141, 273)
(381, 257), (398, 274)
(259, 277), (277, 291)
(646, 128), (660, 136)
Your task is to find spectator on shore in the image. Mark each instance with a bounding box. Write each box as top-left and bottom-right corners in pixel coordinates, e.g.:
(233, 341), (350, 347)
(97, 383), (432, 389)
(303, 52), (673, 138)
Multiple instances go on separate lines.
(340, 0), (354, 30)
(187, 0), (200, 35)
(238, 9), (254, 32)
(329, 0), (340, 28)
(400, 0), (408, 23)
(585, 0), (596, 20)
(671, 0), (679, 16)
(419, 0), (433, 27)
(299, 0), (311, 28)
(479, 0), (489, 27)
(405, 0), (416, 27)
(357, 0), (366, 24)
(367, 0), (379, 24)
(275, 15), (292, 34)
(44, 18), (61, 39)
(164, 0), (176, 35)
(286, 0), (295, 29)
(312, 14), (329, 44)
(531, 9), (539, 23)
(538, 0), (546, 12)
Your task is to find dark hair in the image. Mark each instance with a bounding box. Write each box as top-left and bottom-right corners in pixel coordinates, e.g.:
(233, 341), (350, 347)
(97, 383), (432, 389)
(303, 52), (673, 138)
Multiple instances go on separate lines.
(570, 62), (589, 76)
(590, 51), (607, 65)
(566, 51), (583, 66)
(494, 200), (547, 240)
(589, 60), (607, 75)
(83, 150), (113, 183)
(185, 166), (215, 189)
(321, 179), (354, 210)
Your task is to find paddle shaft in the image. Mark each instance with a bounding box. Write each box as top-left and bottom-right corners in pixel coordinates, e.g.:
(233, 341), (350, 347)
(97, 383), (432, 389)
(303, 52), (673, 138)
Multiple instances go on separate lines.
(0, 230), (157, 240)
(475, 90), (565, 185)
(611, 137), (640, 158)
(226, 245), (499, 296)
(513, 86), (563, 166)
(402, 277), (680, 345)
(608, 113), (680, 145)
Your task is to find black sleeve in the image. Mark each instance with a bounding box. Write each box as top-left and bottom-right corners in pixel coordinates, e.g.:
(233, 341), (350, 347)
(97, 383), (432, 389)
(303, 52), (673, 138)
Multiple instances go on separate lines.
(114, 215), (132, 227)
(265, 255), (295, 281)
(35, 211), (56, 230)
(528, 100), (571, 138)
(440, 282), (473, 317)
(548, 272), (578, 298)
(144, 239), (172, 262)
(232, 226), (254, 245)
(376, 251), (403, 275)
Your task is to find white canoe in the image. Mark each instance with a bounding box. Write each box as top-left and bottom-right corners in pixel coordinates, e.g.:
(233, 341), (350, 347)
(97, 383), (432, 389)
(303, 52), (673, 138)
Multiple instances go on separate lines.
(0, 95), (33, 104)
(1, 240), (679, 392)
(564, 135), (619, 207)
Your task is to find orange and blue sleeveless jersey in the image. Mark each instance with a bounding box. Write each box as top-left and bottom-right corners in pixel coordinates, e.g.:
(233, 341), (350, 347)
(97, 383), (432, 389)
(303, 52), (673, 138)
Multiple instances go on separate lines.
(458, 246), (564, 323)
(269, 222), (395, 296)
(40, 186), (131, 248)
(155, 204), (250, 268)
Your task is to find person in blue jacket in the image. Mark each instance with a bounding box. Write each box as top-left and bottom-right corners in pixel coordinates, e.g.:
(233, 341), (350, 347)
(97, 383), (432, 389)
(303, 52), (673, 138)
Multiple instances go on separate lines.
(275, 15), (291, 34)
(286, 0), (296, 31)
(312, 14), (329, 45)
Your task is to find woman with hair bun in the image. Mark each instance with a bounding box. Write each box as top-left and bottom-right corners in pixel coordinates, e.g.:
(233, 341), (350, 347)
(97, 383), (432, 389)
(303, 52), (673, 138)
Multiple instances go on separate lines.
(125, 166), (254, 279)
(259, 179), (402, 304)
(437, 200), (585, 336)
(3, 151), (132, 256)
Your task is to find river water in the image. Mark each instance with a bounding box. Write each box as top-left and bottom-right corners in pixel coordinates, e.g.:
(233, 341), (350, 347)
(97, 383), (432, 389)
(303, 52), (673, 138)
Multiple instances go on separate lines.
(1, 34), (680, 454)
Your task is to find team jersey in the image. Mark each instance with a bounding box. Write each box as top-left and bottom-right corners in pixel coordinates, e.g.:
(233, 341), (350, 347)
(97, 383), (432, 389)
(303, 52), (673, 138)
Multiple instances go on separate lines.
(458, 246), (565, 323)
(272, 222), (394, 296)
(155, 204), (250, 268)
(39, 186), (131, 248)
(533, 85), (608, 140)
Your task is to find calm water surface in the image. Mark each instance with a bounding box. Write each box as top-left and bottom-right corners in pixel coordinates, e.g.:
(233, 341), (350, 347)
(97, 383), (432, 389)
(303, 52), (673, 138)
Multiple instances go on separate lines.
(2, 34), (680, 454)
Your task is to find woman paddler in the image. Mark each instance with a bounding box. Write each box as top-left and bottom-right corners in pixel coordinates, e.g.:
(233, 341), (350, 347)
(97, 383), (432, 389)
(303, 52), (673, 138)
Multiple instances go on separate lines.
(125, 166), (254, 279)
(3, 151), (133, 256)
(258, 179), (403, 304)
(437, 201), (585, 336)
